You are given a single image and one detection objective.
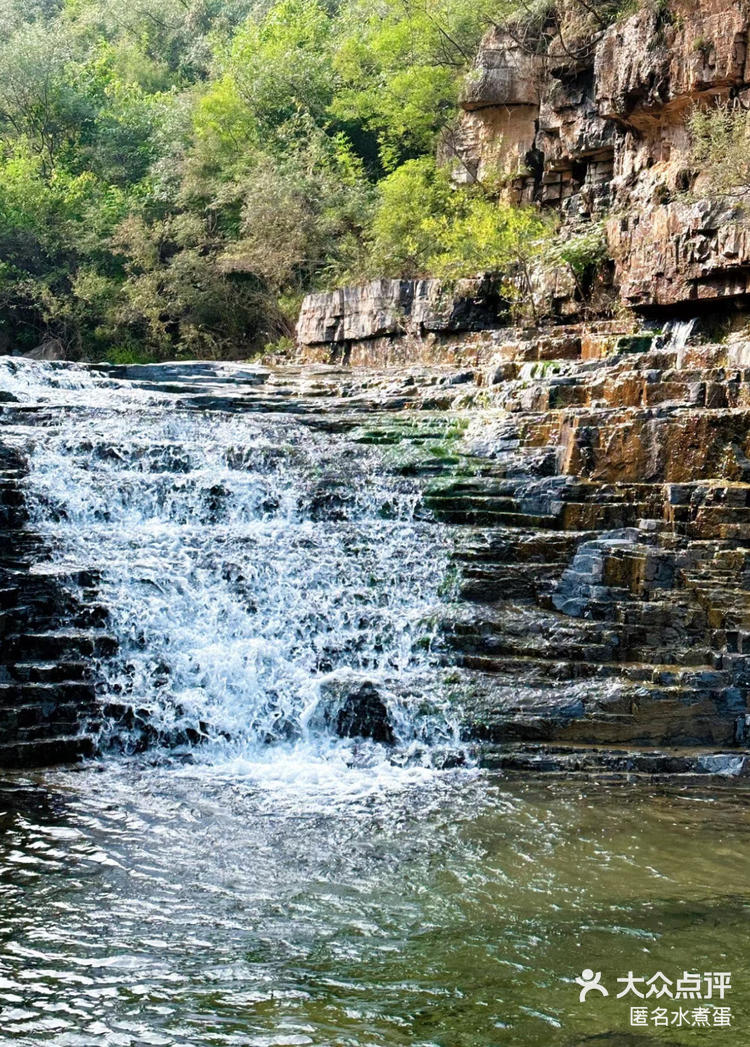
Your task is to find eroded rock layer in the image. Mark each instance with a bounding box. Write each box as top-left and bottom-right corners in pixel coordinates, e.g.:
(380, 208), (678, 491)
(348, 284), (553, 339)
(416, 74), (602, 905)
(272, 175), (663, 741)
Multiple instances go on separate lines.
(0, 424), (102, 766)
(430, 330), (750, 752)
(298, 0), (750, 350)
(295, 323), (750, 765)
(4, 341), (750, 771)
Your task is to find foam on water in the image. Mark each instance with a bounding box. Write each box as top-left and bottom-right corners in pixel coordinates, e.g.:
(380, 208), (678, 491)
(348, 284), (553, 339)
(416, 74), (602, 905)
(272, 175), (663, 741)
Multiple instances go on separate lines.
(0, 356), (136, 406)
(2, 357), (460, 774)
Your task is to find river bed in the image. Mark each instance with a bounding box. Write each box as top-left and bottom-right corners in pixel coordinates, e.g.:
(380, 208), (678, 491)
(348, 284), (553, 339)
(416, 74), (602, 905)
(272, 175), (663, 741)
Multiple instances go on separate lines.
(1, 359), (748, 1046)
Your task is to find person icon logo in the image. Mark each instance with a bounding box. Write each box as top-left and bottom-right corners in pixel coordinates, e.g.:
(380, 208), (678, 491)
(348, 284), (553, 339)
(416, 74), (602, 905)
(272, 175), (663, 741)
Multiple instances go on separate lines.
(576, 969), (609, 1003)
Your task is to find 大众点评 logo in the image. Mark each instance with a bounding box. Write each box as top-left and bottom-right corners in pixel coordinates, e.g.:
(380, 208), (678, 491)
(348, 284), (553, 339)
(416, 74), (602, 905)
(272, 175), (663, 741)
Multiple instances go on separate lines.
(573, 970), (733, 1029)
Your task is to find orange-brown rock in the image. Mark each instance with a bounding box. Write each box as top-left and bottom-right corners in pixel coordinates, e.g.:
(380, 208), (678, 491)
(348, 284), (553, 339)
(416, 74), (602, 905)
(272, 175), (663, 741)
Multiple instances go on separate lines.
(449, 0), (750, 311)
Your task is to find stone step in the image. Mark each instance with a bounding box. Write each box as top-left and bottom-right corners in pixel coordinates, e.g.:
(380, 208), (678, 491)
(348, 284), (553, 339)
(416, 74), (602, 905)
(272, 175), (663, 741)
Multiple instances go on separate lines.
(0, 564), (102, 589)
(0, 586), (20, 611)
(459, 675), (743, 747)
(0, 735), (97, 768)
(452, 653), (602, 680)
(0, 681), (97, 707)
(431, 506), (560, 527)
(425, 494), (520, 514)
(458, 562), (566, 601)
(476, 744), (750, 777)
(0, 481), (26, 528)
(445, 654), (731, 688)
(9, 718), (101, 743)
(621, 645), (719, 667)
(442, 627), (615, 663)
(453, 527), (587, 555)
(2, 630), (117, 662)
(558, 502), (653, 530)
(0, 701), (96, 731)
(0, 661), (91, 683)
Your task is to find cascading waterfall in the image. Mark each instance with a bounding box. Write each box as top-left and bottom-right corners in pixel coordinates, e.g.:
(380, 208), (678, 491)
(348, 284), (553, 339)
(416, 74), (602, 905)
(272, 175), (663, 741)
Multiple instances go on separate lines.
(2, 357), (460, 767)
(663, 318), (698, 367)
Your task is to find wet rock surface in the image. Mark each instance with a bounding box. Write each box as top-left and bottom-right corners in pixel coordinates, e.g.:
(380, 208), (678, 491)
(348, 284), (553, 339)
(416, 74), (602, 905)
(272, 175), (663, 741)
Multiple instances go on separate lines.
(334, 682), (395, 746)
(0, 430), (103, 766)
(4, 339), (750, 772)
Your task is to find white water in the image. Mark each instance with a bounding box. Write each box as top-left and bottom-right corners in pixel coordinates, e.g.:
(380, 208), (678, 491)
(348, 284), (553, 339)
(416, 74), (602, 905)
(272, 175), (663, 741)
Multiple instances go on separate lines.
(1, 357), (460, 773)
(663, 318), (698, 366)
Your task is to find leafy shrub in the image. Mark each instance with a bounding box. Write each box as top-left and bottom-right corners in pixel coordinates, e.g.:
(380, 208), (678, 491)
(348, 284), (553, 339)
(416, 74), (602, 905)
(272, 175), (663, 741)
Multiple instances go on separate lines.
(687, 100), (750, 199)
(547, 220), (609, 277)
(0, 0), (628, 359)
(365, 156), (556, 282)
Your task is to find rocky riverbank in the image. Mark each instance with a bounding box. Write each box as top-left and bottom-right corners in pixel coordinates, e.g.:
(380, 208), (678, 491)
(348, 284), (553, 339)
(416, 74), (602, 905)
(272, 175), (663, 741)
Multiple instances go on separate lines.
(279, 0), (750, 776)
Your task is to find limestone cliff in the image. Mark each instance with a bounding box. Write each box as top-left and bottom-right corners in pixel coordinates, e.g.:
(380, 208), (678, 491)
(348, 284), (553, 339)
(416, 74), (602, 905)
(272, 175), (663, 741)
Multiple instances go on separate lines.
(298, 0), (750, 354)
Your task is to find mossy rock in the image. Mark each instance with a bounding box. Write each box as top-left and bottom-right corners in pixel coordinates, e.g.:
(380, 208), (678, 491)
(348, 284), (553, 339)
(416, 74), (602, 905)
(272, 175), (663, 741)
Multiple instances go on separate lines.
(616, 333), (655, 354)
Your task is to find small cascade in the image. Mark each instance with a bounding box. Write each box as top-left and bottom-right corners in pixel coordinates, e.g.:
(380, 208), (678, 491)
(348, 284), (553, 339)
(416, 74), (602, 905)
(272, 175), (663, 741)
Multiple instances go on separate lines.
(663, 318), (699, 366)
(1, 357), (461, 765)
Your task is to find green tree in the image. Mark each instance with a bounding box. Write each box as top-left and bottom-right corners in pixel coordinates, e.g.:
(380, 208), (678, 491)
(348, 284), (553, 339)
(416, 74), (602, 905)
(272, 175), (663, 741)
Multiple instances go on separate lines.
(366, 155), (555, 284)
(332, 0), (492, 170)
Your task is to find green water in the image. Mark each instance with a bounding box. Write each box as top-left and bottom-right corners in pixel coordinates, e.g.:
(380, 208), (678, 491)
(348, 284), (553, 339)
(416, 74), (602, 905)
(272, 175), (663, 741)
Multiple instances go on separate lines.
(0, 758), (747, 1046)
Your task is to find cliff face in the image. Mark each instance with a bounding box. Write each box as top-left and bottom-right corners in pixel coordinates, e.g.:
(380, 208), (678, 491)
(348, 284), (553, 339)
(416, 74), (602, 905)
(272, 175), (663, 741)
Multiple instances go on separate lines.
(298, 0), (750, 357)
(434, 329), (750, 759)
(296, 277), (504, 356)
(599, 0), (750, 307)
(447, 0), (750, 311)
(287, 2), (750, 769)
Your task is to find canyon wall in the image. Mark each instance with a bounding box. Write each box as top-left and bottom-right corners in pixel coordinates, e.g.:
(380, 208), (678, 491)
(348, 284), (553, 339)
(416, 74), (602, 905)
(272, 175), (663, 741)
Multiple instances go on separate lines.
(289, 0), (750, 770)
(298, 0), (750, 359)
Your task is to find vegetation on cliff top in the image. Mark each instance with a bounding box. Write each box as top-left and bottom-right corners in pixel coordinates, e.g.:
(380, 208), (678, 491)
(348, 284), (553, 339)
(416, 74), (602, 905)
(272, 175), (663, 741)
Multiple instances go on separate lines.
(0, 0), (628, 361)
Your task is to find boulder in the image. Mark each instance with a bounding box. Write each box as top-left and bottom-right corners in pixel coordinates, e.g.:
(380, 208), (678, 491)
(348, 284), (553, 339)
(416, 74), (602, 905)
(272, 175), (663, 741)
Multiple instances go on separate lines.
(335, 682), (395, 745)
(314, 677), (395, 745)
(297, 277), (502, 347)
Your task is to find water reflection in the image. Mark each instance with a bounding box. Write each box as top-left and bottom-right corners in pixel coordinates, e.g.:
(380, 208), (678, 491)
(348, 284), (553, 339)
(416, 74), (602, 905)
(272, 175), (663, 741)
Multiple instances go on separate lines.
(0, 762), (748, 1046)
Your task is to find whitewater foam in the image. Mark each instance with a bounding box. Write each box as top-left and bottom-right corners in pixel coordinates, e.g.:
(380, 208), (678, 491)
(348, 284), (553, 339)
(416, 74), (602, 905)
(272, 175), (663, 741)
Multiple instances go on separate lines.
(2, 357), (461, 770)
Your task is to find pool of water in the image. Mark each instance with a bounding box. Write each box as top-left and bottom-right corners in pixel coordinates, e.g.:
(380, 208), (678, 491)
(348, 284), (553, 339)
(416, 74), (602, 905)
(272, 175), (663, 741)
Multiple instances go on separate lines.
(0, 757), (747, 1046)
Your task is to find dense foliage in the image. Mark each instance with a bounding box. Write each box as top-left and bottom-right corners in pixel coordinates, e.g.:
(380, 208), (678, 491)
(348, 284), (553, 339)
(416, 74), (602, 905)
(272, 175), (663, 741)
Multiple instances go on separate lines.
(0, 0), (621, 360)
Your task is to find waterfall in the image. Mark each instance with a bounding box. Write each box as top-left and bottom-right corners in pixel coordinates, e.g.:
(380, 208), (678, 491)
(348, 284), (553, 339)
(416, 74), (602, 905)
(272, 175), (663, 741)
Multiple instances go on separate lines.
(1, 357), (460, 766)
(663, 318), (699, 367)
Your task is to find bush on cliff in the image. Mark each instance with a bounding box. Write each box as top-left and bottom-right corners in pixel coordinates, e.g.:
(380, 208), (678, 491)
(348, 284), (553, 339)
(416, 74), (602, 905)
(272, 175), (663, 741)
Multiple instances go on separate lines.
(688, 100), (750, 201)
(365, 156), (555, 285)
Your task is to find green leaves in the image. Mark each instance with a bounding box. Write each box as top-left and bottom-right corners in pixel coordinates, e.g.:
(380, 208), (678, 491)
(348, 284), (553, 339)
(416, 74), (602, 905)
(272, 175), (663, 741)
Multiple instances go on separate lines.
(366, 156), (555, 281)
(687, 100), (750, 200)
(0, 0), (604, 360)
(331, 0), (490, 170)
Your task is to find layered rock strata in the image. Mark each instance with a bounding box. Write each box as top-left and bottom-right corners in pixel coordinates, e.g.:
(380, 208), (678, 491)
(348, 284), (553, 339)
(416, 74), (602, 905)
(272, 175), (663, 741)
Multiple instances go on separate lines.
(5, 342), (750, 772)
(296, 277), (504, 357)
(426, 330), (750, 752)
(299, 0), (750, 350)
(447, 0), (750, 310)
(0, 426), (105, 766)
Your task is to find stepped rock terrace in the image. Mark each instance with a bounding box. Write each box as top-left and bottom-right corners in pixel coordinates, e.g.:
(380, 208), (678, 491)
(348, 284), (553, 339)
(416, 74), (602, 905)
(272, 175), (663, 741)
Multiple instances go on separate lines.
(2, 330), (750, 775)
